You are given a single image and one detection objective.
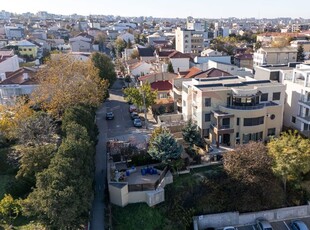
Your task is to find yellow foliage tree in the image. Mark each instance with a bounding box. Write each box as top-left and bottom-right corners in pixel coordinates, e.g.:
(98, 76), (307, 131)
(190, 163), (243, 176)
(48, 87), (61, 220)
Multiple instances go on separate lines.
(30, 55), (108, 117)
(0, 98), (33, 139)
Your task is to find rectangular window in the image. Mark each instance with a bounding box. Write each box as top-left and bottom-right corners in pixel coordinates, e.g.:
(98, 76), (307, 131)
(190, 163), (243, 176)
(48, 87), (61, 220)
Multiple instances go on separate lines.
(261, 93), (268, 102)
(237, 118), (240, 126)
(183, 100), (186, 107)
(272, 92), (281, 100)
(292, 116), (296, 123)
(243, 116), (264, 126)
(203, 128), (209, 138)
(205, 98), (211, 107)
(204, 113), (211, 122)
(267, 128), (276, 136)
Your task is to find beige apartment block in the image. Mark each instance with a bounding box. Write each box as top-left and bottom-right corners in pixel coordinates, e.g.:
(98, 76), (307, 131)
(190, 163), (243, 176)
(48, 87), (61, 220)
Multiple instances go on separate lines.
(182, 76), (285, 147)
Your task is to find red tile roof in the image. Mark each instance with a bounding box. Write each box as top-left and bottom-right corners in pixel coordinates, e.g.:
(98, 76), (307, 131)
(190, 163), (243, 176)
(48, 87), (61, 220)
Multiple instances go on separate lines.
(1, 67), (38, 85)
(168, 51), (191, 59)
(151, 80), (172, 91)
(138, 72), (177, 81)
(192, 68), (231, 78)
(184, 66), (202, 78)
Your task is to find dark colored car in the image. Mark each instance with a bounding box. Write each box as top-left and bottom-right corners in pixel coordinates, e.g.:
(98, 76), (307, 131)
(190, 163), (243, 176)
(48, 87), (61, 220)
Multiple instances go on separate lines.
(291, 220), (309, 230)
(131, 112), (140, 120)
(133, 118), (142, 127)
(106, 112), (114, 120)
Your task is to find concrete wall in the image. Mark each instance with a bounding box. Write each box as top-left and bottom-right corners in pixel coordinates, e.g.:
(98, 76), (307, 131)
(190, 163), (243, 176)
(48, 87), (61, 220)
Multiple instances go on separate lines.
(193, 204), (310, 230)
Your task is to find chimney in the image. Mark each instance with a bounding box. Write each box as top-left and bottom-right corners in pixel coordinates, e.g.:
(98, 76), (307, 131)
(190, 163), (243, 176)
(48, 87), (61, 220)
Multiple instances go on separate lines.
(23, 73), (29, 80)
(0, 73), (6, 81)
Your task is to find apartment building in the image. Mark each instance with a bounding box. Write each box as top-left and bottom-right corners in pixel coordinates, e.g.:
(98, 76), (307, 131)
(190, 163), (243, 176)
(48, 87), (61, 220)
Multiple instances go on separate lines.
(182, 76), (285, 147)
(255, 64), (310, 137)
(175, 27), (204, 54)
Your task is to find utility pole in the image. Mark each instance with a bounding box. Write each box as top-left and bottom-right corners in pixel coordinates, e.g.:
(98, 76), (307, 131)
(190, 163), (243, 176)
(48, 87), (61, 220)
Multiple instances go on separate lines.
(142, 90), (148, 129)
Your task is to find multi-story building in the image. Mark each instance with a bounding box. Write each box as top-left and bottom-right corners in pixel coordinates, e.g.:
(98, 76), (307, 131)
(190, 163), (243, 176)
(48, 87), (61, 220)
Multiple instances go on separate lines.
(253, 47), (297, 67)
(175, 27), (204, 54)
(255, 64), (310, 137)
(182, 76), (285, 147)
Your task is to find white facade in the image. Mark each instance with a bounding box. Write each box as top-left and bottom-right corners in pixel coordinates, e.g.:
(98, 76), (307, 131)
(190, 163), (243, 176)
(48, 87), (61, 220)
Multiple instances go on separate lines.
(170, 57), (190, 72)
(130, 62), (153, 77)
(175, 27), (204, 54)
(0, 55), (19, 73)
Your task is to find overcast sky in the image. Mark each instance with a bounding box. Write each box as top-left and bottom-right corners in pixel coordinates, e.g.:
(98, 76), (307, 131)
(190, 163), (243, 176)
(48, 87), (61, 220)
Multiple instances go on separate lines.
(2, 0), (309, 19)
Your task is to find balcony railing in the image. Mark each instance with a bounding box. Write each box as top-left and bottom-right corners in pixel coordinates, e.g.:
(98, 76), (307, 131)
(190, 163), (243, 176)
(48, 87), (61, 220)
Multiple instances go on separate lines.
(211, 123), (234, 134)
(224, 102), (278, 110)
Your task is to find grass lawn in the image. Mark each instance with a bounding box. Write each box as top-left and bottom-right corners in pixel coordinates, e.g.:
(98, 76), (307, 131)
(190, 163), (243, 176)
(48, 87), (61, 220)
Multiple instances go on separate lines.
(111, 164), (223, 230)
(0, 175), (14, 199)
(112, 203), (165, 230)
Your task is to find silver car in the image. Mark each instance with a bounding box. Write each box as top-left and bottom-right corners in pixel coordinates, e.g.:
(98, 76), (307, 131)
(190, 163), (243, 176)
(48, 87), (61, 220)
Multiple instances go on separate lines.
(255, 218), (273, 230)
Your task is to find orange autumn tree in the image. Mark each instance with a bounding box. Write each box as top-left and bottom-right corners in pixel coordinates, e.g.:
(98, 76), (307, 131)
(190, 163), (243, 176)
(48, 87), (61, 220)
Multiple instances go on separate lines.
(30, 55), (108, 117)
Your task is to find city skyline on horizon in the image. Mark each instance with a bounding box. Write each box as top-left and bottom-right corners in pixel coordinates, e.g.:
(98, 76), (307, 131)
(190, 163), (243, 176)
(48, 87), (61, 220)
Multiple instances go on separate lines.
(1, 0), (310, 19)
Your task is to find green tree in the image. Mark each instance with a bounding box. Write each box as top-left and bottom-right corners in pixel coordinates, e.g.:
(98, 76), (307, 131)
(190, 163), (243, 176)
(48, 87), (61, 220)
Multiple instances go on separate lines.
(297, 44), (306, 62)
(16, 144), (56, 181)
(91, 52), (116, 86)
(254, 41), (262, 51)
(182, 119), (203, 147)
(26, 123), (94, 229)
(148, 131), (182, 165)
(123, 82), (157, 110)
(148, 126), (167, 147)
(31, 55), (108, 117)
(167, 61), (174, 73)
(62, 105), (97, 140)
(0, 194), (21, 225)
(268, 130), (310, 194)
(114, 38), (127, 56)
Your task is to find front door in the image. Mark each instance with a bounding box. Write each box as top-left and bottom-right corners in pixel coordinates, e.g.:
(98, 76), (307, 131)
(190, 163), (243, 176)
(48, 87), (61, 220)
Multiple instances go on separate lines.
(223, 134), (230, 146)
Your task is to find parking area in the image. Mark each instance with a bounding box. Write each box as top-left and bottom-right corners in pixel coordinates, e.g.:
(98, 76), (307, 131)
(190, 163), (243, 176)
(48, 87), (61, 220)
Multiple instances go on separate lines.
(224, 216), (310, 230)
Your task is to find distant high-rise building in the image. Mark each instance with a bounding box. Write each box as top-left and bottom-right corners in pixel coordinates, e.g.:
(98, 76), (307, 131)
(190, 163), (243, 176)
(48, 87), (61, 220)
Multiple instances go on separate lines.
(175, 27), (204, 54)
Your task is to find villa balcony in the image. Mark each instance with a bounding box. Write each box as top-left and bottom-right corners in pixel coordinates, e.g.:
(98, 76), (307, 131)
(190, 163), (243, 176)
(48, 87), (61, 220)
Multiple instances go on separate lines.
(211, 123), (234, 135)
(298, 100), (310, 108)
(297, 114), (310, 124)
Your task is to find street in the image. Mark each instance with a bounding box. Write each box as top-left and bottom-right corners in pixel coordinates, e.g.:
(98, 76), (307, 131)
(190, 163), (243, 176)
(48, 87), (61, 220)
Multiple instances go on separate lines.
(90, 78), (150, 229)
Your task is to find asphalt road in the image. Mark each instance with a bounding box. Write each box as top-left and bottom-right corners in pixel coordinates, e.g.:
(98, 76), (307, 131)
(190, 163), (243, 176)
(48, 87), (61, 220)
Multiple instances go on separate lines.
(90, 78), (127, 230)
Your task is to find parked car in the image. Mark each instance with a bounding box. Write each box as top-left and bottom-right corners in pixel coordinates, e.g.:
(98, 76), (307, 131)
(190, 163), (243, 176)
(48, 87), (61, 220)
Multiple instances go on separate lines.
(106, 112), (114, 120)
(133, 118), (142, 127)
(129, 105), (137, 113)
(255, 218), (273, 230)
(131, 112), (140, 120)
(291, 220), (309, 230)
(223, 227), (237, 230)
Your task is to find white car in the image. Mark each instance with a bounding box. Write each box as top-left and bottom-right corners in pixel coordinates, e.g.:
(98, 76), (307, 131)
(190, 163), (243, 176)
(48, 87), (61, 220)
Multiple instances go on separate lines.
(223, 227), (237, 230)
